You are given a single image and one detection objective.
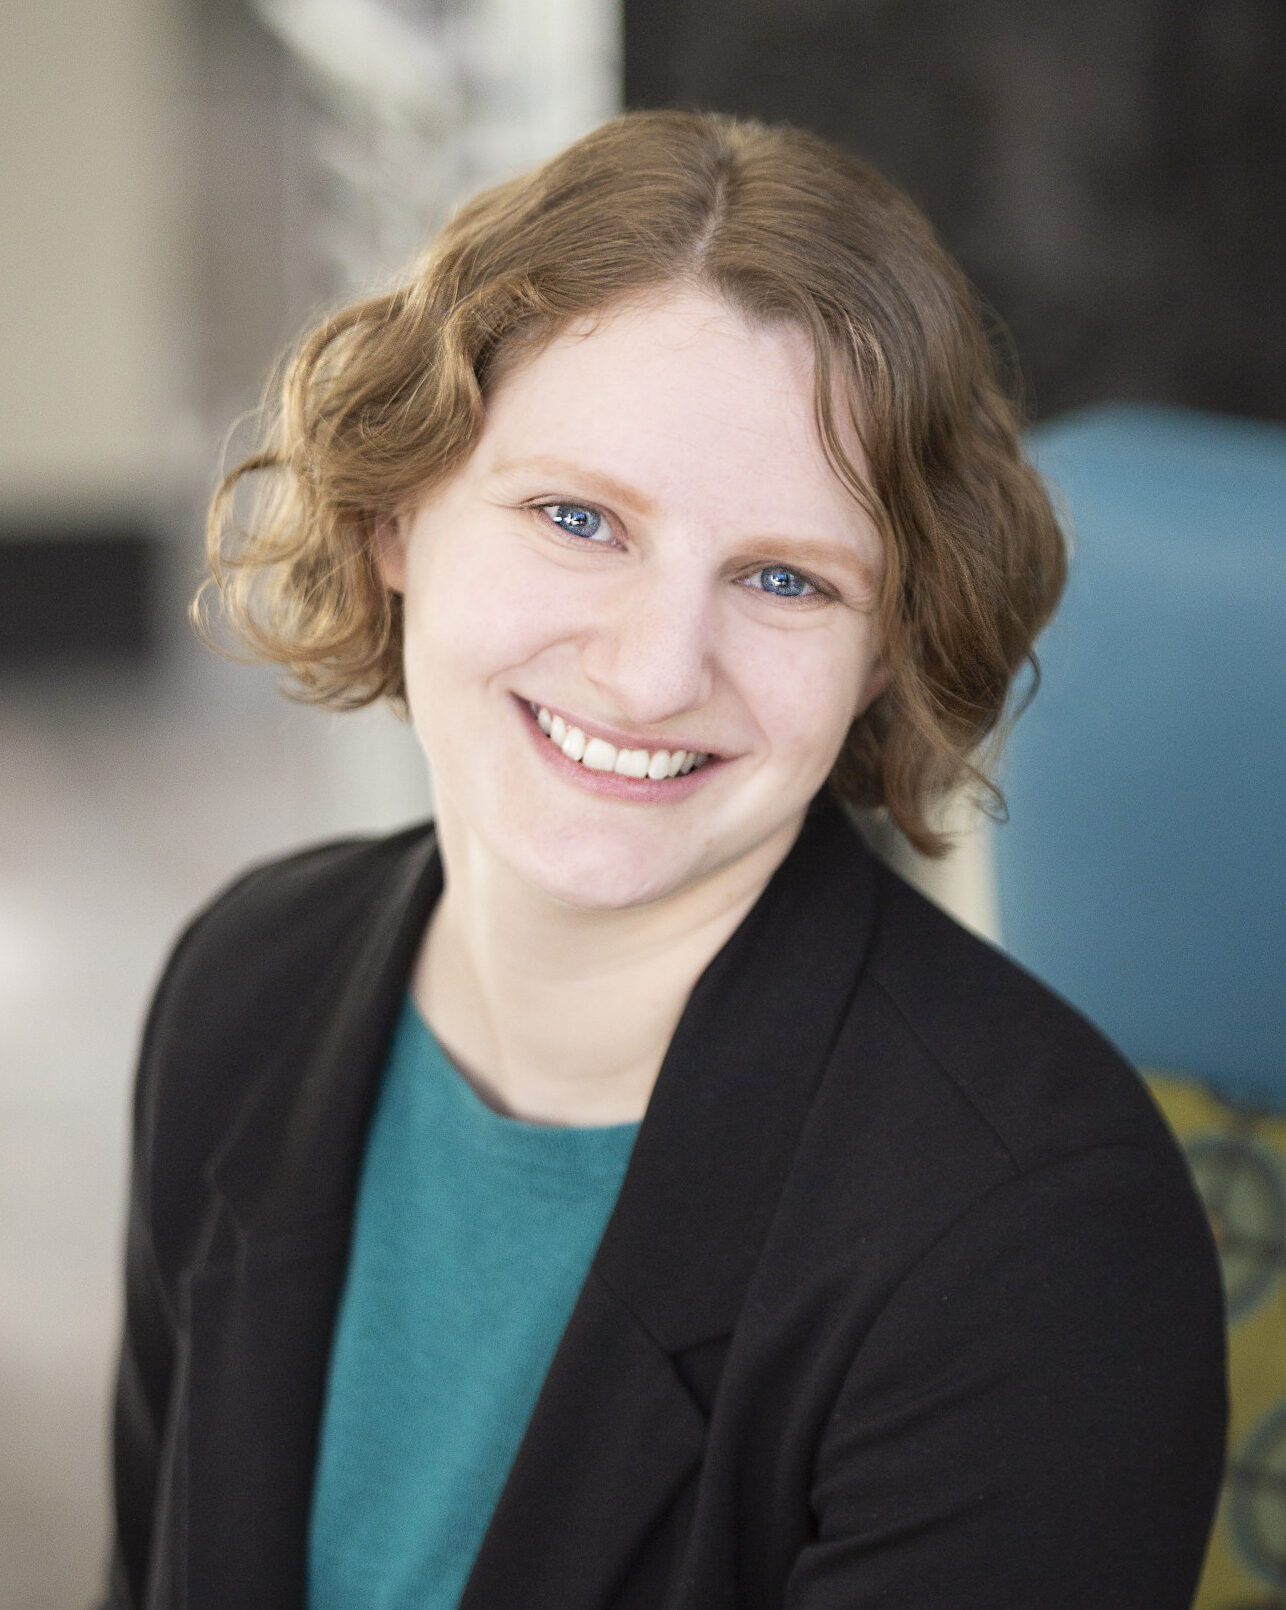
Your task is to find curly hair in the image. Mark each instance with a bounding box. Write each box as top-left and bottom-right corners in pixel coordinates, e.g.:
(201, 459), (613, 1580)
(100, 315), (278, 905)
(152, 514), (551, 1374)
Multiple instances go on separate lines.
(200, 108), (1065, 856)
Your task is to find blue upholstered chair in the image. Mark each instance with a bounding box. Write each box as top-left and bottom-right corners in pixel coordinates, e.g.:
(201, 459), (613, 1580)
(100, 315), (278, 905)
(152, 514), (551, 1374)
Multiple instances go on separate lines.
(994, 403), (1286, 1105)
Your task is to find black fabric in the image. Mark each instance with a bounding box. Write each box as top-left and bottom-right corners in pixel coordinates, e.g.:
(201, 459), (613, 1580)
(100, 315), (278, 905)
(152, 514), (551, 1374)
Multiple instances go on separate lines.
(105, 801), (1227, 1610)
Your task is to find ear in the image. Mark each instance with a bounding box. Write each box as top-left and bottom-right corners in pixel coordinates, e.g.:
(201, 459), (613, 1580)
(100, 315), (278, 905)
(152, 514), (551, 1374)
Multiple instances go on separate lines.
(373, 512), (408, 592)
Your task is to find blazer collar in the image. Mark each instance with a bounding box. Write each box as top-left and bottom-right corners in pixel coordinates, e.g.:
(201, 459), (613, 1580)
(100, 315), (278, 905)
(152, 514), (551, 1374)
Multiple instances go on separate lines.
(594, 798), (880, 1349)
(209, 799), (880, 1351)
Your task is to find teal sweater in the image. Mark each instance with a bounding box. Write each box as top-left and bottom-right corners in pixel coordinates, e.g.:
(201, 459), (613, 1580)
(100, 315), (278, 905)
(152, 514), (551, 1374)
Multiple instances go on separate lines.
(308, 998), (638, 1609)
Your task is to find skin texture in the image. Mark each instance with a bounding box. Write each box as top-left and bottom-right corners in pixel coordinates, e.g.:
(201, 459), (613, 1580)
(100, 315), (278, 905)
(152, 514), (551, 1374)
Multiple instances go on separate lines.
(378, 289), (887, 1123)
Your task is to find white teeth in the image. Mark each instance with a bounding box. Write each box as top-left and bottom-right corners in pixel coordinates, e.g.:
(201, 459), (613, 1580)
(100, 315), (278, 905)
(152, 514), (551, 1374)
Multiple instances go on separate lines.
(532, 704), (708, 780)
(582, 736), (616, 772)
(615, 749), (649, 779)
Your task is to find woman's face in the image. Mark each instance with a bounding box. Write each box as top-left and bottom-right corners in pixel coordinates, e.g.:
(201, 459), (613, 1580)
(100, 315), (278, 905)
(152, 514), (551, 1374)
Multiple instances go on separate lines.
(380, 288), (887, 914)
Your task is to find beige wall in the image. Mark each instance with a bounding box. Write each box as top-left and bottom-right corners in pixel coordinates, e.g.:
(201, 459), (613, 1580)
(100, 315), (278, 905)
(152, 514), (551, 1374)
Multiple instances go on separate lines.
(0, 0), (192, 520)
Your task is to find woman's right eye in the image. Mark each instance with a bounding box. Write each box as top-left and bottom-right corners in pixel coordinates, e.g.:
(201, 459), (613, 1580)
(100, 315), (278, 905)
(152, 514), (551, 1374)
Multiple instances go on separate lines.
(540, 503), (609, 542)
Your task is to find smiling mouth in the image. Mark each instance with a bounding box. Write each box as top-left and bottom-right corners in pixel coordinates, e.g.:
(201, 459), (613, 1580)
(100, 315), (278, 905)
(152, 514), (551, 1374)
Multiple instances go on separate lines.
(527, 703), (711, 779)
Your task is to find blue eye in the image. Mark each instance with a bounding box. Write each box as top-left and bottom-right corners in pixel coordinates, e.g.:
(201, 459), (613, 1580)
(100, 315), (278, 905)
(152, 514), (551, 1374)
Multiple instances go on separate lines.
(755, 565), (813, 598)
(544, 504), (605, 541)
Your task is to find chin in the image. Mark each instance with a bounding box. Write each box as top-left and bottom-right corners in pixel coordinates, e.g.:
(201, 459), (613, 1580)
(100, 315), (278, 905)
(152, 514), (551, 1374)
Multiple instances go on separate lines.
(511, 826), (695, 914)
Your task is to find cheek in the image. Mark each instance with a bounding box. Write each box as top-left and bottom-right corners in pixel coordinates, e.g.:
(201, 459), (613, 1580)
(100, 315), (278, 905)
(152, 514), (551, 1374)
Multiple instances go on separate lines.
(402, 540), (581, 687)
(744, 631), (872, 765)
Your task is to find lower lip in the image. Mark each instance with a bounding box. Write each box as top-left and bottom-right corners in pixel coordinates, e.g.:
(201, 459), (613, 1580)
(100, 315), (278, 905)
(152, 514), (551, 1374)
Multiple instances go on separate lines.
(517, 698), (722, 804)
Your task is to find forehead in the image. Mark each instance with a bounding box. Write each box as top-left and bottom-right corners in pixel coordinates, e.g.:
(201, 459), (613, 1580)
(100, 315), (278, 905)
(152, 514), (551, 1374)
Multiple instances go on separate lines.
(472, 289), (877, 557)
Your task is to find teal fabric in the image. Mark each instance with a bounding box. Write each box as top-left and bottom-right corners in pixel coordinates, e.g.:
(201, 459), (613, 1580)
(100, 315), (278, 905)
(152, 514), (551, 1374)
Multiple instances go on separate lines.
(307, 997), (638, 1610)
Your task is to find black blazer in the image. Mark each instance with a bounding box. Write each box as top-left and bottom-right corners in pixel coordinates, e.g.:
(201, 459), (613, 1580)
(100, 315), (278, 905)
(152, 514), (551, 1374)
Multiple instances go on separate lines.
(107, 802), (1225, 1610)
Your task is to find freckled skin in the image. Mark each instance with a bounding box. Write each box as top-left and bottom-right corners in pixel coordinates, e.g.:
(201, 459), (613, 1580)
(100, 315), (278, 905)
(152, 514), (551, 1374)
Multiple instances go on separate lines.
(380, 288), (887, 919)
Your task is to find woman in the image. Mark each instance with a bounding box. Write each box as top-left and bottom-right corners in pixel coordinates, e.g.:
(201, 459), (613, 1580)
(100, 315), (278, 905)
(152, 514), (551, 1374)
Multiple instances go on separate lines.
(108, 111), (1225, 1610)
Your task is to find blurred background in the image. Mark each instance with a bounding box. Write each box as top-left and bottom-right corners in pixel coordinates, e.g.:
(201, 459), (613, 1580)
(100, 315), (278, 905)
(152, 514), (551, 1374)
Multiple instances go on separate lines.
(1, 0), (1282, 1603)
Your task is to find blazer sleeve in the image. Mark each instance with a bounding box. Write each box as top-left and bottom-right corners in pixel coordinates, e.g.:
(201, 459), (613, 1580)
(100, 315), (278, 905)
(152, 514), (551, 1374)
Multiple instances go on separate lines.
(104, 911), (213, 1610)
(785, 1143), (1227, 1610)
(104, 890), (239, 1610)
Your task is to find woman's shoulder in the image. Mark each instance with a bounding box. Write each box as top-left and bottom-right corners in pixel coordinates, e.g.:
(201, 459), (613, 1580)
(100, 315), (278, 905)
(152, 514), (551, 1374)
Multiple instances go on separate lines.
(860, 854), (1180, 1172)
(130, 823), (438, 1195)
(770, 847), (1221, 1397)
(150, 821), (435, 1024)
(165, 820), (437, 977)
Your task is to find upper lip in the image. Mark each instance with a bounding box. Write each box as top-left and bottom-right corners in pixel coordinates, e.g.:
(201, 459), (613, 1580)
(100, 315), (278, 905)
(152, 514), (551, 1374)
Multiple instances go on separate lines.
(521, 697), (722, 759)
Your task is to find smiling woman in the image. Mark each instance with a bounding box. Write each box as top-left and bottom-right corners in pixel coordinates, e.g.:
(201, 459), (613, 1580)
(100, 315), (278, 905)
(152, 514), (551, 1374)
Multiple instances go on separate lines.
(199, 109), (1060, 860)
(108, 112), (1225, 1610)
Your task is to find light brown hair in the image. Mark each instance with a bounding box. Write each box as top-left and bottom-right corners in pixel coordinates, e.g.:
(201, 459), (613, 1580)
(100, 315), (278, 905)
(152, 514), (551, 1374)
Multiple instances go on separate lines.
(200, 108), (1065, 855)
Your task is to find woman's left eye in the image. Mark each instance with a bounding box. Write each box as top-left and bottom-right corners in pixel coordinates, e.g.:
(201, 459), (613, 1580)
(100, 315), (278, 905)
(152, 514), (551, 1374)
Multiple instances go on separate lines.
(541, 503), (610, 542)
(748, 565), (816, 599)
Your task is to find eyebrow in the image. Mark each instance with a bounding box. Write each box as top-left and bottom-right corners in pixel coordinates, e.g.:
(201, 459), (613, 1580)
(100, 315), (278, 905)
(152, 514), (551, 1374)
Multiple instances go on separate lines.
(488, 457), (659, 519)
(759, 537), (877, 587)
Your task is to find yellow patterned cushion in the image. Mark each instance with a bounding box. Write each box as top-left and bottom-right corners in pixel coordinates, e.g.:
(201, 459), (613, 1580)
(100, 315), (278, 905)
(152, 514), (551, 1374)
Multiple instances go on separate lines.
(1145, 1069), (1286, 1608)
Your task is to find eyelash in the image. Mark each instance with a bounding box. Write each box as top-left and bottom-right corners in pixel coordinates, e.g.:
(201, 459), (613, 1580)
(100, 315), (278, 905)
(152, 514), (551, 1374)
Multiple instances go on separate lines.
(530, 500), (831, 603)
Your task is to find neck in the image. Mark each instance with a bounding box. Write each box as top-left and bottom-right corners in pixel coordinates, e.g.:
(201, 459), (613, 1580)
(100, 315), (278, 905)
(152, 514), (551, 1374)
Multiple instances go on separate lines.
(413, 803), (801, 1127)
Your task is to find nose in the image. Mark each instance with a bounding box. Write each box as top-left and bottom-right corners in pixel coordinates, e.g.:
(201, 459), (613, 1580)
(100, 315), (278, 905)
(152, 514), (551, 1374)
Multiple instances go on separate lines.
(578, 562), (717, 728)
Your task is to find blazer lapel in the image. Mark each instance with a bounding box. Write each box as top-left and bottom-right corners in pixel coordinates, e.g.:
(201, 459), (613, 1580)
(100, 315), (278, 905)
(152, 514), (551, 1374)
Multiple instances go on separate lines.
(177, 827), (442, 1610)
(180, 1219), (354, 1610)
(458, 1273), (707, 1610)
(463, 801), (880, 1610)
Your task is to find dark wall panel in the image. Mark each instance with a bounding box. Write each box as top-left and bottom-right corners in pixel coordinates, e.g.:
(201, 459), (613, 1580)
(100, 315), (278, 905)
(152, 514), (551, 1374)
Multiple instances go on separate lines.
(625, 0), (1285, 422)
